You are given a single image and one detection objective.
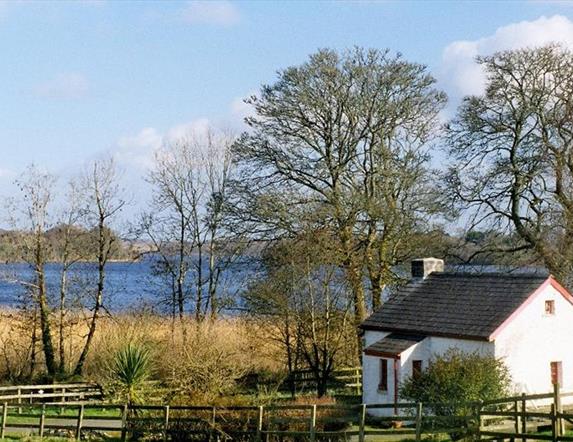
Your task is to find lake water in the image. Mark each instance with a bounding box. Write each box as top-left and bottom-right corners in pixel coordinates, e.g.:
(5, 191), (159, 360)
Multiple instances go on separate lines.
(0, 260), (548, 312)
(0, 258), (257, 313)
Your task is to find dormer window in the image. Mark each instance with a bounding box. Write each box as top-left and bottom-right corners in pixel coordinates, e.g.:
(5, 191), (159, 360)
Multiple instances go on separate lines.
(545, 300), (555, 315)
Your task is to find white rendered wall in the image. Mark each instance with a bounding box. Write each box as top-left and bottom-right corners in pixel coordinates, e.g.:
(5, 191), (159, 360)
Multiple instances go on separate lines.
(494, 284), (573, 397)
(428, 337), (493, 358)
(362, 330), (390, 407)
(363, 331), (494, 415)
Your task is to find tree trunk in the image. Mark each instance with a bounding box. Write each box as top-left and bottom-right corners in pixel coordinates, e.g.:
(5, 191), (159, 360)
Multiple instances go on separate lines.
(284, 317), (296, 398)
(339, 227), (366, 357)
(73, 219), (105, 376)
(195, 241), (204, 322)
(58, 267), (67, 376)
(177, 209), (186, 325)
(36, 233), (57, 378)
(316, 375), (329, 398)
(366, 256), (389, 311)
(208, 244), (217, 321)
(342, 246), (366, 326)
(29, 307), (38, 379)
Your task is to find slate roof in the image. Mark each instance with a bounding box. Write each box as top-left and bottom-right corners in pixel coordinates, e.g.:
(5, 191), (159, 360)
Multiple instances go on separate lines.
(361, 272), (550, 341)
(364, 333), (426, 357)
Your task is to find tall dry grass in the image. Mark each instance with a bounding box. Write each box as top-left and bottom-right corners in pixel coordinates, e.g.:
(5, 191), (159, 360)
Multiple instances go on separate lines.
(0, 310), (284, 404)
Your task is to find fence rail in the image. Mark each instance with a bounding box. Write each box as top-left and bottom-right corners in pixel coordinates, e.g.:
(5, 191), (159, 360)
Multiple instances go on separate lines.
(0, 400), (472, 441)
(0, 383), (571, 440)
(0, 383), (103, 414)
(477, 383), (573, 442)
(287, 366), (362, 395)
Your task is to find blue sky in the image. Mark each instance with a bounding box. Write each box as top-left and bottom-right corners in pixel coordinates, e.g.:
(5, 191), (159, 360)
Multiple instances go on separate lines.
(1, 0), (573, 214)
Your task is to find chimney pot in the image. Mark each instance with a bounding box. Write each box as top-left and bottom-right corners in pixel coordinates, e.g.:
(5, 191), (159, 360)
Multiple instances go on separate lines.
(411, 257), (444, 279)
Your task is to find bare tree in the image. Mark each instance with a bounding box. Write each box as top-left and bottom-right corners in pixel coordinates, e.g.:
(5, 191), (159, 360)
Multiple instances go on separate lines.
(141, 128), (238, 329)
(11, 165), (58, 377)
(244, 232), (354, 397)
(50, 180), (87, 375)
(445, 44), (573, 285)
(203, 131), (236, 319)
(232, 47), (446, 340)
(74, 157), (125, 376)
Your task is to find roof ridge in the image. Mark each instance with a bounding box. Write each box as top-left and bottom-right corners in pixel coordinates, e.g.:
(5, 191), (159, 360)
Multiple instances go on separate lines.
(430, 271), (548, 278)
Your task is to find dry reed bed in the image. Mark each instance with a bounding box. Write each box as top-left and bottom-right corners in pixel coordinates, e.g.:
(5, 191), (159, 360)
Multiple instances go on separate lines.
(0, 311), (283, 404)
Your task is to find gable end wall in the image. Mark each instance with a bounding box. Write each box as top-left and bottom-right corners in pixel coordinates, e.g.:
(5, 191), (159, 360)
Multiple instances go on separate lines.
(494, 283), (573, 393)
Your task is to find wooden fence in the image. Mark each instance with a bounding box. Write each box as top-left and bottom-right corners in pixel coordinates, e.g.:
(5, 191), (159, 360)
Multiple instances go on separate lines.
(0, 383), (102, 411)
(478, 384), (573, 441)
(0, 400), (473, 441)
(287, 366), (362, 396)
(1, 384), (572, 440)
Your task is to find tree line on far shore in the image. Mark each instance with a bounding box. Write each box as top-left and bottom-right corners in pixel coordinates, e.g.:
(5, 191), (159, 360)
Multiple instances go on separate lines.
(1, 44), (572, 394)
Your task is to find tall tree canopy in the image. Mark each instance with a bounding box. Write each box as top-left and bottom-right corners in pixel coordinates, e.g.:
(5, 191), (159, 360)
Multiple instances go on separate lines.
(446, 45), (573, 285)
(232, 47), (446, 334)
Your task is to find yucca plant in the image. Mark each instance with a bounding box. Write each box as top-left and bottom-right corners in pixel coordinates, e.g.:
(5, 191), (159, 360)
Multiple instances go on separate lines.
(110, 343), (152, 405)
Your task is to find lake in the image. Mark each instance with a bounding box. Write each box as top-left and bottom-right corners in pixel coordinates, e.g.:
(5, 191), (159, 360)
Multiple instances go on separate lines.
(0, 260), (547, 312)
(0, 258), (257, 313)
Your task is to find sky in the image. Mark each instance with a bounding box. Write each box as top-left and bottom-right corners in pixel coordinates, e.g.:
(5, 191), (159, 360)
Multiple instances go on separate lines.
(2, 0), (573, 217)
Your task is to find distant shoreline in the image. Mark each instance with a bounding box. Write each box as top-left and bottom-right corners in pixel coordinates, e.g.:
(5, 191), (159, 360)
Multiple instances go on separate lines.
(0, 258), (138, 265)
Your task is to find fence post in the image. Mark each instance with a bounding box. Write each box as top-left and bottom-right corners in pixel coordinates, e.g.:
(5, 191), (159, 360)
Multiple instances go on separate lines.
(61, 387), (66, 414)
(256, 405), (264, 442)
(163, 405), (169, 442)
(121, 404), (128, 442)
(415, 402), (423, 442)
(521, 393), (526, 442)
(358, 404), (366, 442)
(551, 404), (557, 441)
(476, 400), (482, 441)
(17, 388), (21, 415)
(210, 406), (216, 441)
(39, 404), (46, 439)
(309, 405), (316, 442)
(1, 402), (7, 439)
(76, 404), (84, 441)
(554, 382), (563, 437)
(514, 399), (519, 435)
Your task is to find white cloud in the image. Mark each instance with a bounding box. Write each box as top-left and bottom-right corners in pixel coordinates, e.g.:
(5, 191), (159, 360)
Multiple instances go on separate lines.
(114, 92), (256, 172)
(115, 127), (163, 170)
(166, 118), (211, 141)
(34, 72), (90, 100)
(182, 1), (240, 26)
(113, 118), (218, 171)
(441, 15), (573, 98)
(230, 92), (256, 122)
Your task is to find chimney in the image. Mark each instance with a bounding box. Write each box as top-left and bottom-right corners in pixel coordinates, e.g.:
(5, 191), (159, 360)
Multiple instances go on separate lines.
(411, 257), (444, 279)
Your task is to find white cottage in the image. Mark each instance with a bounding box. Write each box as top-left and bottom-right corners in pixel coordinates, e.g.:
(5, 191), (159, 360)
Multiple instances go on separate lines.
(360, 258), (573, 413)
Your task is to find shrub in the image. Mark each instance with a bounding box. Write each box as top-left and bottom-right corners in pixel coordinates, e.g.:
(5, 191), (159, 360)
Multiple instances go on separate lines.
(400, 349), (511, 439)
(161, 322), (255, 404)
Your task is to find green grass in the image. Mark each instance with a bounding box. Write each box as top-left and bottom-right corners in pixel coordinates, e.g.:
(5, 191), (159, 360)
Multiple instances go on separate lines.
(6, 406), (121, 418)
(0, 406), (123, 427)
(537, 429), (573, 437)
(6, 438), (73, 442)
(3, 437), (122, 442)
